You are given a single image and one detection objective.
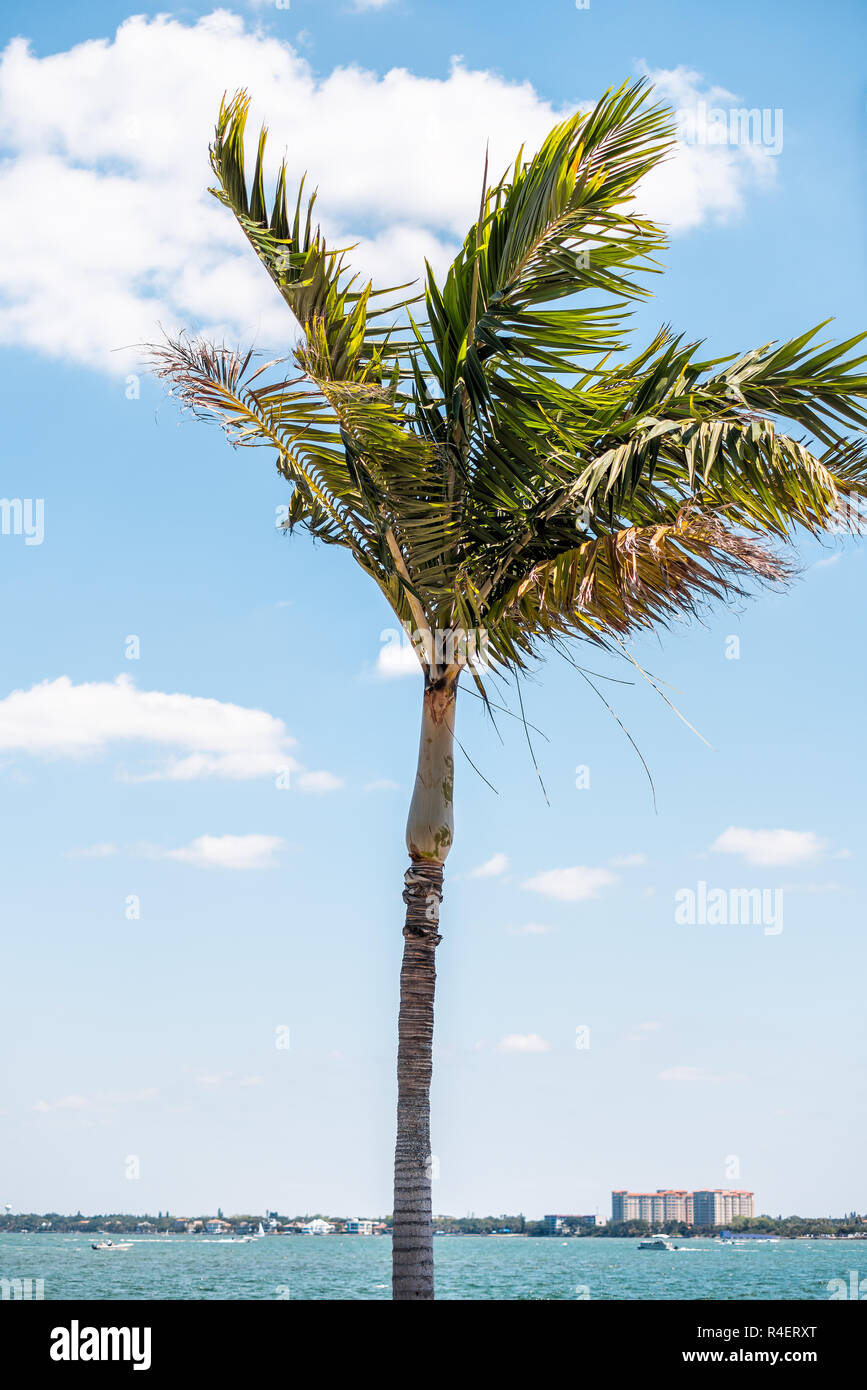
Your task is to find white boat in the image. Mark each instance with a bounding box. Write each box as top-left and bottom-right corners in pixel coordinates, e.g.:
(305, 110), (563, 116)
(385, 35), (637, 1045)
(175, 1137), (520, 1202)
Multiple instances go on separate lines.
(719, 1233), (780, 1245)
(638, 1235), (678, 1251)
(91, 1240), (133, 1251)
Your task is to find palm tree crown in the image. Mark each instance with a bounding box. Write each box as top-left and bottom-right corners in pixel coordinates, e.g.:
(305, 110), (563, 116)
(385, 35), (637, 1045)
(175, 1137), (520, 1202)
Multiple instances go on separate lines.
(154, 79), (867, 695)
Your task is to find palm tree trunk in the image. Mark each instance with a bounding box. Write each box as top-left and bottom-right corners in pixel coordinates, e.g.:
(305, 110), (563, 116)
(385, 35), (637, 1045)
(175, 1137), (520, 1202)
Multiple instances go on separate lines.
(392, 673), (456, 1301)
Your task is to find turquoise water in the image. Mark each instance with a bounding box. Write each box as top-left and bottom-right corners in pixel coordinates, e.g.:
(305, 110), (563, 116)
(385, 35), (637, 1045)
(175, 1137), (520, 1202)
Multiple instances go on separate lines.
(1, 1233), (861, 1300)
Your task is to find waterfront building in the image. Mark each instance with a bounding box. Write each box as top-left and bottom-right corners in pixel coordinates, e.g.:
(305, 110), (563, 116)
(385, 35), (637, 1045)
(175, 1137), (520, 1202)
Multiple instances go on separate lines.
(611, 1190), (691, 1224)
(691, 1190), (755, 1225)
(611, 1188), (753, 1226)
(300, 1218), (334, 1235)
(544, 1214), (603, 1233)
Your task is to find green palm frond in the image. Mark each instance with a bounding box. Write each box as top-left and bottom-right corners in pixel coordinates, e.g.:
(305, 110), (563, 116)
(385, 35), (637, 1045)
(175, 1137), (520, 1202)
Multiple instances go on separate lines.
(417, 81), (673, 438)
(151, 79), (867, 692)
(210, 91), (419, 380)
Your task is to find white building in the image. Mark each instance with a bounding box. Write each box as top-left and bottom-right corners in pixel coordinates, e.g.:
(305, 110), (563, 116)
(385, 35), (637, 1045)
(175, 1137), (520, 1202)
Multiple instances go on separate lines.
(300, 1218), (334, 1235)
(204, 1218), (232, 1234)
(345, 1218), (374, 1235)
(544, 1214), (602, 1234)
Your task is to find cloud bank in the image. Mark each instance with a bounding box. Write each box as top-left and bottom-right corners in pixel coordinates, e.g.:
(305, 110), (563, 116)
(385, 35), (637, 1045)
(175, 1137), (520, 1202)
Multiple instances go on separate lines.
(0, 674), (339, 786)
(159, 832), (285, 869)
(522, 865), (617, 902)
(0, 14), (778, 374)
(711, 826), (824, 867)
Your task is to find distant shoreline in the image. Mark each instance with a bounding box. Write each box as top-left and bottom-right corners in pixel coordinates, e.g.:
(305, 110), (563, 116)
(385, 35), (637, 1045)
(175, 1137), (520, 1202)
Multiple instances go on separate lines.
(3, 1221), (866, 1241)
(3, 1231), (867, 1245)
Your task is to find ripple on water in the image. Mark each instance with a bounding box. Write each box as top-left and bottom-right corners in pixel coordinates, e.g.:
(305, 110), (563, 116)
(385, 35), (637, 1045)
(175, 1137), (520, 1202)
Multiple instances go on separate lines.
(0, 1233), (854, 1301)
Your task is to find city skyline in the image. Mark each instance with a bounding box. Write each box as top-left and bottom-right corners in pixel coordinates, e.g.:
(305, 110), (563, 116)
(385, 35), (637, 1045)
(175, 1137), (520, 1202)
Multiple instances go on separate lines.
(612, 1189), (754, 1226)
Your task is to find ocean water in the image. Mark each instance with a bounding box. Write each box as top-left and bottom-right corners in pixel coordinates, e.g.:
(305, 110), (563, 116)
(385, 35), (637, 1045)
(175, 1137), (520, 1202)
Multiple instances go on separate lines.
(1, 1233), (861, 1301)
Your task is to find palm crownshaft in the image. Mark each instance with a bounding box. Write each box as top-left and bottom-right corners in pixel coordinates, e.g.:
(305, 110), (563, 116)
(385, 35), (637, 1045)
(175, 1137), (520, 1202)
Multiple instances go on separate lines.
(153, 79), (867, 1299)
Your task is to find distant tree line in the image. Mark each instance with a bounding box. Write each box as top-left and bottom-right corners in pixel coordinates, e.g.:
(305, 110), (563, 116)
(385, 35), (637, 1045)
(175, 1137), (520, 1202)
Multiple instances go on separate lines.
(1, 1211), (863, 1237)
(588, 1216), (865, 1239)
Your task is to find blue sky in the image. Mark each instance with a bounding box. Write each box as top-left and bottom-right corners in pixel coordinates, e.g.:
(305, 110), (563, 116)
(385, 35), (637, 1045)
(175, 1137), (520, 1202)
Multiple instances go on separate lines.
(0, 0), (865, 1223)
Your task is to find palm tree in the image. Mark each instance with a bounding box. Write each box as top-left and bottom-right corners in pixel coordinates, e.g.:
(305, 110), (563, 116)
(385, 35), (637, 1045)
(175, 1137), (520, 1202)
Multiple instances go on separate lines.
(152, 79), (867, 1300)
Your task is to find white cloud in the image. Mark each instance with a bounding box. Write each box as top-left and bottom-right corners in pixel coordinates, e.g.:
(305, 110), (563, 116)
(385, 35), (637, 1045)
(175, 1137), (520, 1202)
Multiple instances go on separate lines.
(522, 865), (616, 901)
(65, 843), (117, 859)
(637, 64), (780, 230)
(610, 852), (647, 868)
(127, 751), (291, 783)
(0, 15), (778, 375)
(293, 769), (344, 793)
(0, 674), (337, 787)
(376, 639), (423, 679)
(497, 1033), (550, 1053)
(34, 1094), (90, 1112)
(469, 852), (509, 879)
(711, 827), (824, 867)
(158, 833), (285, 870)
(0, 673), (288, 757)
(657, 1065), (706, 1082)
(625, 1020), (661, 1041)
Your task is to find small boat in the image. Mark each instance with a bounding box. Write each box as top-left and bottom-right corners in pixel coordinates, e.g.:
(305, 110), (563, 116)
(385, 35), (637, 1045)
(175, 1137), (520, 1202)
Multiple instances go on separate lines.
(638, 1235), (678, 1251)
(91, 1240), (133, 1251)
(719, 1231), (780, 1245)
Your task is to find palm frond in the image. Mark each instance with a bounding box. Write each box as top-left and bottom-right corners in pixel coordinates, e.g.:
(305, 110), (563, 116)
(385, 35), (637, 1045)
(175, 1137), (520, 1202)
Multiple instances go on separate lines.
(421, 79), (674, 428)
(210, 91), (420, 379)
(150, 83), (867, 692)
